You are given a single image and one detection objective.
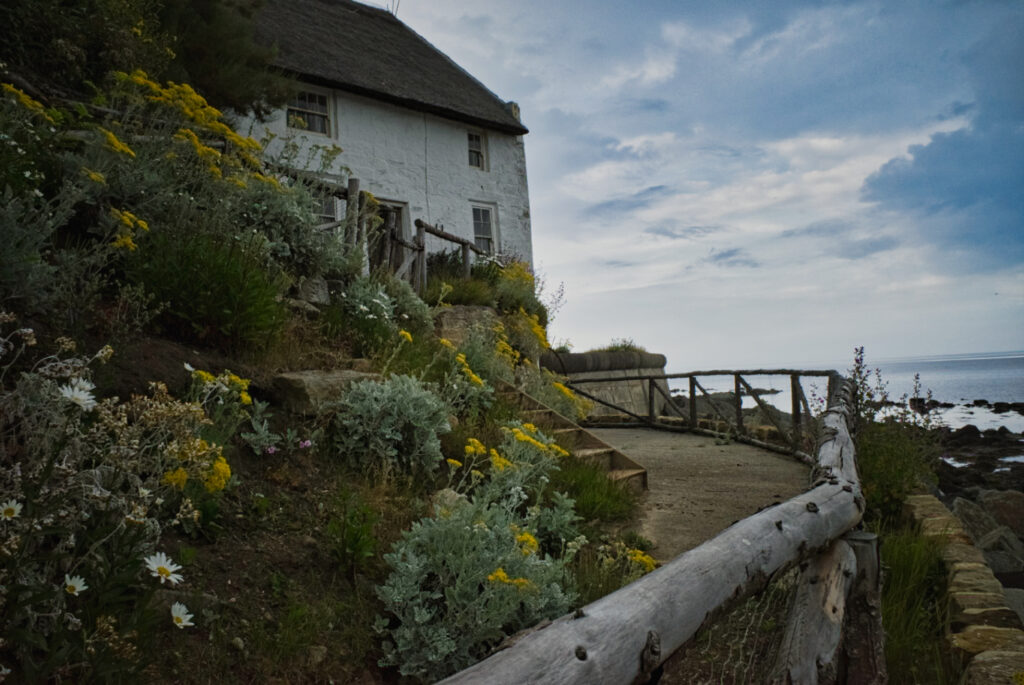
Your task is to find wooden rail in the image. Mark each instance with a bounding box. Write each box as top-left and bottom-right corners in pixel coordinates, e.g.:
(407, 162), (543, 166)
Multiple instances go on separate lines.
(441, 377), (882, 684)
(569, 369), (842, 457)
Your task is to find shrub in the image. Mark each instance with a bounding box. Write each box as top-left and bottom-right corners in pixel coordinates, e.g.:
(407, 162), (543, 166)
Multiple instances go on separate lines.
(0, 323), (226, 680)
(549, 456), (636, 523)
(319, 375), (450, 483)
(322, 276), (397, 357)
(127, 230), (287, 350)
(381, 274), (433, 336)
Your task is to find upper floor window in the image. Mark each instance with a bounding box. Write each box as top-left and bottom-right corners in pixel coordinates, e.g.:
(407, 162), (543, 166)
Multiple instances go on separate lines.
(468, 132), (487, 169)
(472, 205), (494, 253)
(288, 91), (330, 135)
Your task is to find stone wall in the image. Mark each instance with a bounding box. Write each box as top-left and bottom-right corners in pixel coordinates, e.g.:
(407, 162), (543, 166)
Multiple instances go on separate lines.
(903, 494), (1024, 682)
(539, 350), (669, 418)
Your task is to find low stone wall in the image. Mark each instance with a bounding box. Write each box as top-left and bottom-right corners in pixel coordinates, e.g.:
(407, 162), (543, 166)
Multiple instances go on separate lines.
(539, 350), (669, 417)
(903, 494), (1024, 682)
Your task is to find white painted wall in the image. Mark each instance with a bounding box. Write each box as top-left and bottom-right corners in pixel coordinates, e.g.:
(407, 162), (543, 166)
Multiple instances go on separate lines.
(237, 87), (533, 264)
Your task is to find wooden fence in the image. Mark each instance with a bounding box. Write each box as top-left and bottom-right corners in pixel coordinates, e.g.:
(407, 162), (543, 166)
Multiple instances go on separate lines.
(328, 178), (486, 291)
(440, 376), (884, 684)
(568, 369), (840, 460)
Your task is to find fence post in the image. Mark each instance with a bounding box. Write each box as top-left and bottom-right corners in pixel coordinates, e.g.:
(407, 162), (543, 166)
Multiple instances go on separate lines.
(344, 177), (360, 245)
(734, 374), (744, 435)
(791, 374), (802, 452)
(689, 376), (697, 428)
(414, 221), (427, 294)
(461, 242), (472, 279)
(648, 378), (656, 422)
(841, 531), (887, 684)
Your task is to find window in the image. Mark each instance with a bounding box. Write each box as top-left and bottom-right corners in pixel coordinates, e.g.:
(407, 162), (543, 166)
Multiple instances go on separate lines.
(287, 91), (330, 135)
(468, 132), (486, 169)
(472, 205), (494, 253)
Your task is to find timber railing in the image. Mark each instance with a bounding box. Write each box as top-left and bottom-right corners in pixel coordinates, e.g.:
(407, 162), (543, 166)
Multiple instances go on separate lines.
(568, 369), (842, 461)
(441, 376), (884, 684)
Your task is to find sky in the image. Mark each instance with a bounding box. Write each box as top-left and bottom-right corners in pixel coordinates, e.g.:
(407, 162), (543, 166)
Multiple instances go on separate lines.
(385, 0), (1023, 370)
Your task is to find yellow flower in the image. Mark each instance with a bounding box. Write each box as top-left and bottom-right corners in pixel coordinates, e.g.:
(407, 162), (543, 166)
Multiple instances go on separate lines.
(81, 167), (106, 185)
(98, 127), (136, 158)
(522, 423), (537, 433)
(162, 467), (188, 490)
(446, 458), (462, 469)
(511, 428), (549, 452)
(553, 382), (576, 400)
(550, 444), (570, 458)
(227, 373), (250, 390)
(516, 531), (539, 555)
(490, 449), (513, 471)
(111, 234), (138, 251)
(398, 329), (413, 343)
(464, 438), (487, 456)
(1, 83), (54, 123)
(193, 369), (216, 384)
(487, 567), (532, 590)
(628, 549), (657, 573)
(239, 391), (252, 406)
(471, 469), (484, 480)
(204, 456), (231, 492)
(439, 338), (456, 350)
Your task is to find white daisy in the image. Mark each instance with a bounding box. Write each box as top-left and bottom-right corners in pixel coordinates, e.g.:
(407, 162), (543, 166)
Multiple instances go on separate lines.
(170, 602), (194, 629)
(64, 574), (88, 596)
(58, 378), (97, 411)
(1, 500), (22, 520)
(144, 552), (184, 585)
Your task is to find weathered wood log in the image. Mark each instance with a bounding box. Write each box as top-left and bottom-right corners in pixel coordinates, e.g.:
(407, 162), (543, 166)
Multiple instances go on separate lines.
(570, 369), (838, 383)
(841, 531), (887, 684)
(791, 374), (803, 453)
(440, 483), (864, 685)
(769, 539), (857, 684)
(414, 218), (488, 255)
(738, 375), (792, 444)
(344, 177), (360, 245)
(414, 222), (426, 294)
(692, 377), (734, 431)
(735, 374), (744, 433)
(689, 376), (698, 427)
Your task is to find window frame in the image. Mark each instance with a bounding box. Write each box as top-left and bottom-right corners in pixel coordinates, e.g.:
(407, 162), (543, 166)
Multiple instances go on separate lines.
(471, 203), (497, 254)
(467, 131), (488, 170)
(287, 89), (332, 137)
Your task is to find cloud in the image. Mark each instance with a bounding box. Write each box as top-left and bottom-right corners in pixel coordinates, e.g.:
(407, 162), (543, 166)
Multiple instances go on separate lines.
(861, 17), (1024, 267)
(705, 247), (759, 268)
(645, 224), (722, 240)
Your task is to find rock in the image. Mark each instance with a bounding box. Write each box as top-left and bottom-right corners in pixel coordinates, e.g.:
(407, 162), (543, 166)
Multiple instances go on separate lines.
(230, 636), (245, 652)
(953, 497), (1001, 543)
(972, 399), (989, 407)
(433, 305), (499, 347)
(992, 402), (1010, 414)
(272, 370), (381, 415)
(308, 645), (328, 667)
(979, 489), (1024, 539)
(285, 298), (320, 318)
(297, 275), (331, 305)
(959, 649), (1024, 684)
(977, 527), (1024, 574)
(1006, 588), (1024, 626)
(949, 424), (983, 446)
(949, 625), (1024, 658)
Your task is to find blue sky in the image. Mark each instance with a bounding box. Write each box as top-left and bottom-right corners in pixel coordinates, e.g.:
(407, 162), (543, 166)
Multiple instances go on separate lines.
(389, 0), (1023, 369)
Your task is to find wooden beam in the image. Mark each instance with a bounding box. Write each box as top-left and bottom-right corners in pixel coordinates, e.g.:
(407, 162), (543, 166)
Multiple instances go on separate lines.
(440, 482), (864, 685)
(737, 375), (792, 445)
(692, 377), (734, 432)
(769, 539), (857, 684)
(734, 374), (744, 434)
(791, 374), (802, 453)
(840, 531), (887, 685)
(344, 177), (360, 245)
(689, 376), (697, 428)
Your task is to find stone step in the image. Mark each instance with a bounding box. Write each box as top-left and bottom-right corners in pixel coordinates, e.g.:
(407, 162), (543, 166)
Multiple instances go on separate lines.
(552, 427), (606, 449)
(574, 447), (616, 470)
(609, 468), (648, 494)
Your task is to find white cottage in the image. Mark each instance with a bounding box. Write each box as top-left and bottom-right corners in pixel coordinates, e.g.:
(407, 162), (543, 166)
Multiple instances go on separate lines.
(247, 0), (533, 264)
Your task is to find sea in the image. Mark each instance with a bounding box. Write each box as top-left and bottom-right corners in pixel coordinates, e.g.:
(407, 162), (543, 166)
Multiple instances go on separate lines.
(666, 351), (1024, 433)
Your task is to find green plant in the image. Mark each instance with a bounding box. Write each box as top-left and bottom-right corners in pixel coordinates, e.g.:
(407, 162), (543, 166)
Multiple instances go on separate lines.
(549, 456), (637, 523)
(128, 229), (287, 351)
(325, 488), (378, 579)
(587, 338), (648, 353)
(570, 539), (656, 605)
(319, 375), (450, 483)
(321, 276), (397, 356)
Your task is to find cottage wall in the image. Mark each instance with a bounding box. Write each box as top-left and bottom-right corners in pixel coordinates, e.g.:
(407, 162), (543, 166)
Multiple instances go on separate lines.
(237, 89), (533, 264)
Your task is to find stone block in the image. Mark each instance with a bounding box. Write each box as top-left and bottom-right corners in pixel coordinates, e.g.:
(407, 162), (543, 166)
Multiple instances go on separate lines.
(958, 649), (1024, 685)
(297, 275), (330, 305)
(272, 369), (381, 415)
(941, 542), (988, 567)
(949, 625), (1024, 658)
(948, 564), (1008, 596)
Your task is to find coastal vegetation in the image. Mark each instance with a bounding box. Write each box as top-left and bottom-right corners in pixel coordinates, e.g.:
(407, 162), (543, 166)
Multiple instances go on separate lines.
(0, 34), (649, 684)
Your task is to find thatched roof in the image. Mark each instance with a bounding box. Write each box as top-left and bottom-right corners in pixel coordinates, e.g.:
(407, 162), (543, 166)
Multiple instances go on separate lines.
(257, 0), (528, 135)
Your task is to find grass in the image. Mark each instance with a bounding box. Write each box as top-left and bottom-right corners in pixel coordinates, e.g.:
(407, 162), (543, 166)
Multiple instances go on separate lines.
(550, 455), (637, 523)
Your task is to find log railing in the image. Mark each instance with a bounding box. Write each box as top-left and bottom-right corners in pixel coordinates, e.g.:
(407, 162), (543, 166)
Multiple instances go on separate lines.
(568, 369), (841, 459)
(441, 376), (883, 684)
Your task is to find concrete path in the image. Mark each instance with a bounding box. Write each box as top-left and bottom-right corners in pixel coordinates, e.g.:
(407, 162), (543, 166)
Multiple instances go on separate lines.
(589, 427), (811, 563)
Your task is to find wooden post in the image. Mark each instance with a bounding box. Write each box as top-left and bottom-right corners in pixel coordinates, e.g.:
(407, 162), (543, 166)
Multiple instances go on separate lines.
(841, 531), (887, 685)
(358, 192), (370, 277)
(734, 374), (744, 435)
(648, 378), (656, 422)
(688, 376), (697, 428)
(415, 221), (427, 294)
(791, 374), (802, 452)
(461, 242), (472, 279)
(344, 177), (360, 245)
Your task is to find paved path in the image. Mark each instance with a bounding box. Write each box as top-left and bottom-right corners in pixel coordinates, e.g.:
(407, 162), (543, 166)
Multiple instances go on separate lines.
(590, 427), (811, 563)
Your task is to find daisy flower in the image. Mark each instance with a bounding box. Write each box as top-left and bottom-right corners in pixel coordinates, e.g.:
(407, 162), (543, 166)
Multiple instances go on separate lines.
(58, 378), (97, 411)
(1, 500), (22, 520)
(64, 574), (88, 596)
(170, 602), (194, 629)
(144, 552), (184, 585)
